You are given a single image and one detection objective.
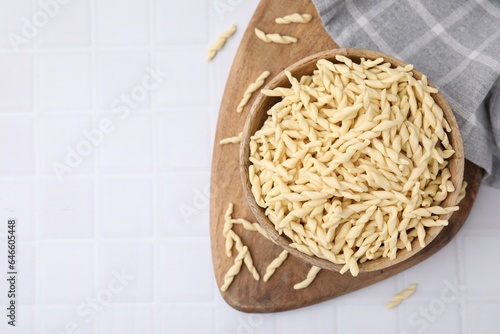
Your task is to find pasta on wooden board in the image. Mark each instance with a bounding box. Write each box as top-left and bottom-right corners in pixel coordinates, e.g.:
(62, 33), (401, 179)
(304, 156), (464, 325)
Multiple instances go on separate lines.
(254, 28), (298, 44)
(220, 132), (243, 145)
(275, 13), (312, 24)
(237, 71), (271, 113)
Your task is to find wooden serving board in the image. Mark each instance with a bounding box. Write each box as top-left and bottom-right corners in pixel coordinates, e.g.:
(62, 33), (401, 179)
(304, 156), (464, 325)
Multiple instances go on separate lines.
(210, 0), (483, 313)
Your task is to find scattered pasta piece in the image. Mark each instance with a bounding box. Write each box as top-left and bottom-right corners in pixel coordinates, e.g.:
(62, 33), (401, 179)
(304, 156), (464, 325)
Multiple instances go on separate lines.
(249, 55), (460, 276)
(223, 203), (234, 257)
(263, 250), (289, 282)
(221, 246), (248, 291)
(386, 284), (417, 309)
(237, 71), (271, 113)
(254, 28), (298, 44)
(275, 13), (312, 24)
(294, 266), (321, 289)
(220, 132), (243, 145)
(207, 24), (237, 62)
(231, 218), (270, 240)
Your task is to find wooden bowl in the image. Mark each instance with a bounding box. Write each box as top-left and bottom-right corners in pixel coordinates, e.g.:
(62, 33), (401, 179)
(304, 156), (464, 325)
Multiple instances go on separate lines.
(240, 48), (464, 273)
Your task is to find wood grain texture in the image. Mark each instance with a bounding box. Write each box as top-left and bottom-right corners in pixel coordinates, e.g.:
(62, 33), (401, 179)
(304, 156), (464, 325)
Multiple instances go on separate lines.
(210, 0), (483, 313)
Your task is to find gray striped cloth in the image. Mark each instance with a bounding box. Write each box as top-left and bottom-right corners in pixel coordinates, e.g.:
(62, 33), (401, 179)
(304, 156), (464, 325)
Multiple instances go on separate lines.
(312, 0), (500, 188)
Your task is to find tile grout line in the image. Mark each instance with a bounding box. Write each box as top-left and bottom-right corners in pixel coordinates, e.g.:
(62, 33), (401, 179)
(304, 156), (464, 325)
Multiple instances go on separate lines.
(207, 3), (220, 332)
(150, 0), (161, 333)
(456, 230), (468, 333)
(89, 0), (99, 332)
(32, 0), (41, 331)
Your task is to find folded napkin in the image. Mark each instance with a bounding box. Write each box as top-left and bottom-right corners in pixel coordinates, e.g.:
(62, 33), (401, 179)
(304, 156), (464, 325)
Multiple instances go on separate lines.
(313, 0), (500, 188)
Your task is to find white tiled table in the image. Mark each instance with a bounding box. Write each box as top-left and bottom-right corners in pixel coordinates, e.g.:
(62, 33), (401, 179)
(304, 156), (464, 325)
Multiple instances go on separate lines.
(0, 1), (499, 333)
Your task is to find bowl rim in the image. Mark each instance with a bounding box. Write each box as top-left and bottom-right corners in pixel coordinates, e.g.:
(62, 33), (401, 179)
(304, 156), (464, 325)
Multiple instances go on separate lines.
(240, 48), (464, 273)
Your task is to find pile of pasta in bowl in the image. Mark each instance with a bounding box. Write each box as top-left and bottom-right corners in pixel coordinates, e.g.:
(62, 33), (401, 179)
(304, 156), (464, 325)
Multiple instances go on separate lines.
(241, 49), (464, 277)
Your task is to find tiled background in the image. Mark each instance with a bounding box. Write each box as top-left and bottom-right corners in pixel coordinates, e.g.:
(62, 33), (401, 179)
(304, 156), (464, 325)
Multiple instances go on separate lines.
(0, 0), (498, 333)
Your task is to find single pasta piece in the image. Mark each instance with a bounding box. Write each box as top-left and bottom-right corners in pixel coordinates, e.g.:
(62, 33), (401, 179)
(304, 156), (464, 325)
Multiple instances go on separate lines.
(207, 24), (237, 62)
(231, 218), (270, 240)
(263, 250), (289, 282)
(220, 132), (243, 145)
(254, 28), (298, 44)
(275, 13), (312, 24)
(237, 71), (271, 113)
(223, 203), (234, 257)
(386, 284), (417, 309)
(221, 246), (248, 291)
(294, 266), (321, 290)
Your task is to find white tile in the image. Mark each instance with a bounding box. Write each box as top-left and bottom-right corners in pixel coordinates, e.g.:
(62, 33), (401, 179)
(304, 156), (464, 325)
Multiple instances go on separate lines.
(0, 1), (33, 50)
(399, 299), (462, 334)
(40, 242), (94, 304)
(160, 238), (214, 302)
(0, 179), (35, 241)
(157, 1), (208, 45)
(213, 44), (238, 102)
(40, 176), (94, 239)
(0, 114), (34, 174)
(98, 177), (152, 238)
(95, 0), (149, 46)
(341, 274), (398, 300)
(39, 114), (94, 176)
(39, 306), (93, 334)
(161, 304), (214, 334)
(153, 48), (209, 108)
(276, 302), (335, 334)
(210, 0), (259, 26)
(156, 113), (211, 171)
(462, 233), (500, 298)
(338, 300), (398, 334)
(36, 0), (90, 48)
(97, 113), (152, 173)
(0, 54), (33, 111)
(17, 243), (35, 304)
(465, 302), (500, 334)
(3, 306), (34, 334)
(97, 241), (153, 303)
(157, 172), (210, 237)
(96, 305), (153, 334)
(97, 52), (151, 110)
(216, 304), (275, 334)
(462, 185), (500, 230)
(39, 53), (92, 111)
(402, 242), (460, 296)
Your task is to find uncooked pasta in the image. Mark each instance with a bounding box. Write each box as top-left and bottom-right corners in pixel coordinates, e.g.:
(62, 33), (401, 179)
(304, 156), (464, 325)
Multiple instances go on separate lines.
(248, 55), (460, 276)
(254, 28), (298, 44)
(207, 25), (237, 62)
(386, 283), (417, 309)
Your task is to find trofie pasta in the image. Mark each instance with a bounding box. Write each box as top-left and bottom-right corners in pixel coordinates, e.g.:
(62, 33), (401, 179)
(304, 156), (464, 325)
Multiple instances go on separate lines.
(220, 203), (321, 291)
(248, 55), (460, 276)
(221, 246), (248, 292)
(220, 132), (243, 145)
(237, 71), (271, 113)
(263, 250), (289, 282)
(386, 283), (417, 309)
(207, 24), (237, 62)
(294, 266), (321, 289)
(254, 28), (298, 44)
(275, 13), (312, 24)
